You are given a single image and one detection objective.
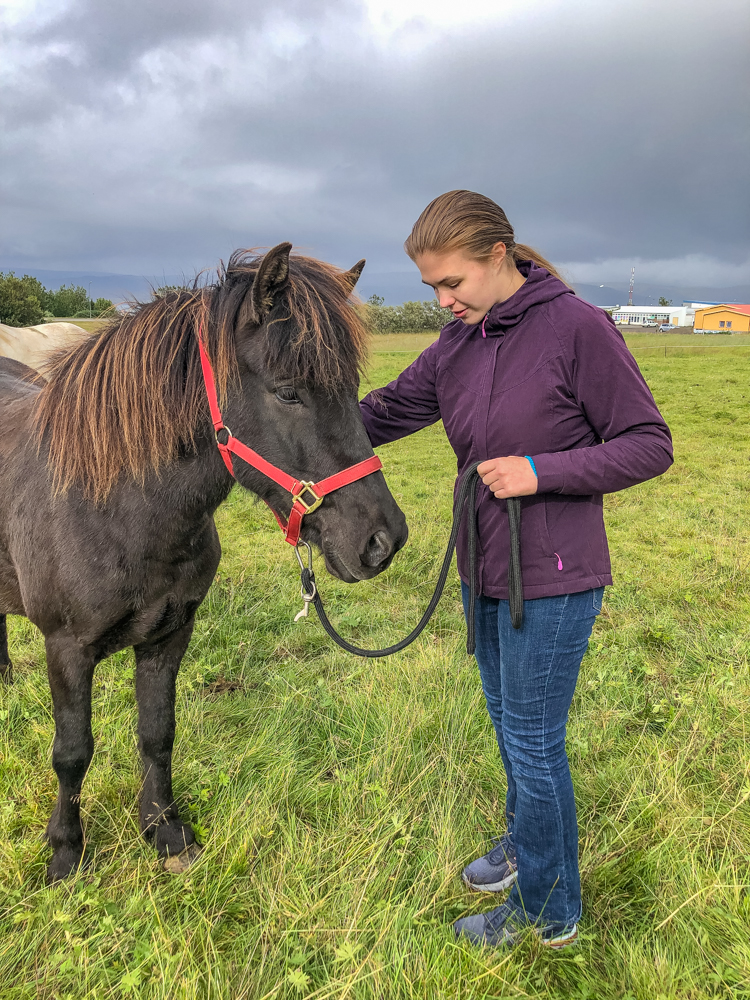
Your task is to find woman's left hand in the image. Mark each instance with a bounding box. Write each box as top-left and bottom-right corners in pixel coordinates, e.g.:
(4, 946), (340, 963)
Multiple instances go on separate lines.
(477, 456), (539, 498)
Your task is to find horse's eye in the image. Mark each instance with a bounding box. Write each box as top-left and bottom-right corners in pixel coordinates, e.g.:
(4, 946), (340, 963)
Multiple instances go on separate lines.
(274, 386), (302, 404)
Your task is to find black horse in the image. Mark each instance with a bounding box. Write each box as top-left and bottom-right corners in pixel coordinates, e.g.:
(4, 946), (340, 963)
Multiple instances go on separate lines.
(0, 243), (407, 882)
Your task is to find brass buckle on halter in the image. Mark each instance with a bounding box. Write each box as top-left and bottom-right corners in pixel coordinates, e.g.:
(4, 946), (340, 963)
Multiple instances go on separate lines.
(292, 481), (323, 514)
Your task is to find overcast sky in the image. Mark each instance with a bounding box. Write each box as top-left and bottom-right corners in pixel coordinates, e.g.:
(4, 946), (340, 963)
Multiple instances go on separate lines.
(1, 0), (749, 292)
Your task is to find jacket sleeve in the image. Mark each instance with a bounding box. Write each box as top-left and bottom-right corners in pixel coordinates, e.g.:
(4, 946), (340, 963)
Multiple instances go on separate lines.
(531, 316), (673, 495)
(359, 342), (441, 447)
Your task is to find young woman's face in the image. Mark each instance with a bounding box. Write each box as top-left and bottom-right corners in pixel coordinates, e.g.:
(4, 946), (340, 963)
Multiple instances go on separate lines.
(416, 248), (511, 325)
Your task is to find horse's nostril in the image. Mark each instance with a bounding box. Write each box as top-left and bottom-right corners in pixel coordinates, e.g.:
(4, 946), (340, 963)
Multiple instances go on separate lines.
(361, 529), (393, 568)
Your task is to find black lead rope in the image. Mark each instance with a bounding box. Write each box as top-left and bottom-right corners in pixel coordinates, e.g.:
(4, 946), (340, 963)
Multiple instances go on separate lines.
(298, 461), (523, 659)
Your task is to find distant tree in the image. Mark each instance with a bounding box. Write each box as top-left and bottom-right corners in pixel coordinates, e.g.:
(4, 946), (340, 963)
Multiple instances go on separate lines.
(658, 297), (672, 307)
(367, 294), (385, 307)
(0, 272), (45, 326)
(92, 297), (115, 316)
(48, 284), (89, 317)
(154, 285), (184, 298)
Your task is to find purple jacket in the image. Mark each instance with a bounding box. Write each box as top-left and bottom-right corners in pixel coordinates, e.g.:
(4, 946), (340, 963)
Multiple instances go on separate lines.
(360, 261), (673, 599)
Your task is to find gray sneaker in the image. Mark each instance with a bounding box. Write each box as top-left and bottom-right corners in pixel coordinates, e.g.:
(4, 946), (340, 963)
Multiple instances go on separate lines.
(461, 834), (518, 892)
(454, 901), (578, 949)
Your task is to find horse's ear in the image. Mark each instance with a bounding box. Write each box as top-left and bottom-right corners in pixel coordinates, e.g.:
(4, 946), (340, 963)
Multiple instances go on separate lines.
(240, 242), (293, 327)
(342, 259), (366, 291)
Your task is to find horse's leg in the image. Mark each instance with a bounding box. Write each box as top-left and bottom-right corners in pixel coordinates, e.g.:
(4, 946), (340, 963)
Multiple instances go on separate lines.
(45, 636), (96, 882)
(0, 615), (13, 683)
(134, 620), (196, 857)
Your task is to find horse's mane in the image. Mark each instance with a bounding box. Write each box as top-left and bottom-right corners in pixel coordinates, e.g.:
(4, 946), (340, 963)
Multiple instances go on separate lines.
(34, 252), (369, 502)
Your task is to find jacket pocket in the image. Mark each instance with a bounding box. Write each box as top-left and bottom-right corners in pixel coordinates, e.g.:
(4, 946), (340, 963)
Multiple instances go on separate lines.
(519, 495), (556, 563)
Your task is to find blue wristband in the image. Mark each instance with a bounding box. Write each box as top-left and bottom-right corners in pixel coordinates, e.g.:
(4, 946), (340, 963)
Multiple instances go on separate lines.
(524, 455), (538, 479)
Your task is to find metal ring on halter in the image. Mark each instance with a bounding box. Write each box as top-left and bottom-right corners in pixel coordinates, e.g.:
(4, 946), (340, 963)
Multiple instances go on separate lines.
(295, 541), (316, 599)
(215, 426), (232, 446)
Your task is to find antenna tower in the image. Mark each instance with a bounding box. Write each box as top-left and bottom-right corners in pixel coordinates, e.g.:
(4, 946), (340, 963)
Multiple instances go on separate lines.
(627, 266), (635, 306)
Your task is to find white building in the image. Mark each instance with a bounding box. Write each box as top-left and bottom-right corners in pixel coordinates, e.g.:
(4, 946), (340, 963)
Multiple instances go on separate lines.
(610, 302), (720, 328)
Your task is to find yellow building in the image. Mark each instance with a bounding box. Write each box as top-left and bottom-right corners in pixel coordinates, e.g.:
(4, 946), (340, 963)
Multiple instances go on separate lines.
(694, 304), (750, 333)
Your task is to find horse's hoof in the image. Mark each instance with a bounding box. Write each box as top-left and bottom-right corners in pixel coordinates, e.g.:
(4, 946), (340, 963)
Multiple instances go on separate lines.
(47, 846), (87, 883)
(163, 843), (203, 874)
(152, 820), (196, 858)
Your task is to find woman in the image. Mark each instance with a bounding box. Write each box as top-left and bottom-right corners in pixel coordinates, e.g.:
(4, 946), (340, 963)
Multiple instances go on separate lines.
(360, 190), (673, 949)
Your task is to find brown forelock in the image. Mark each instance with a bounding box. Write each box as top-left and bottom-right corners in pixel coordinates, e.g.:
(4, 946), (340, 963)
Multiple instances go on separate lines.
(33, 253), (369, 501)
(33, 288), (232, 503)
(220, 251), (369, 393)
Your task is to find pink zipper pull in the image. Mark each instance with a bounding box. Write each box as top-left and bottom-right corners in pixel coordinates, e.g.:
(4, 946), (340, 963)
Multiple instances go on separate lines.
(481, 315), (487, 339)
(554, 552), (563, 571)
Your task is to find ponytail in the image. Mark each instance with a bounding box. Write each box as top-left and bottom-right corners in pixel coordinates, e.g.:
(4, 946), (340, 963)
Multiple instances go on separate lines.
(510, 243), (568, 284)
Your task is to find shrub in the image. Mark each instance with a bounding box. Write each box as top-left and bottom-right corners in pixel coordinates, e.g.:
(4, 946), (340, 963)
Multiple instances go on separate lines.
(71, 299), (115, 319)
(362, 295), (453, 333)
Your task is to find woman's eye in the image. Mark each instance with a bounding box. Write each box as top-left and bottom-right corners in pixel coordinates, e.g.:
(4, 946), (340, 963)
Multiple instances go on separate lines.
(274, 386), (302, 404)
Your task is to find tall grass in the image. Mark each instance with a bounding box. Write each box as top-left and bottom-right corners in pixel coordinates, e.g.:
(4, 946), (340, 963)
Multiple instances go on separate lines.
(0, 352), (749, 998)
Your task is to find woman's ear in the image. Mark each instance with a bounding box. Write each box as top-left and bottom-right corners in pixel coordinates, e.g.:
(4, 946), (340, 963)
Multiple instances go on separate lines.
(491, 242), (509, 271)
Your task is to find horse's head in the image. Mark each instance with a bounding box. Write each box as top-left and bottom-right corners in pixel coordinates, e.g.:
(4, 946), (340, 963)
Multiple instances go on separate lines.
(217, 244), (407, 582)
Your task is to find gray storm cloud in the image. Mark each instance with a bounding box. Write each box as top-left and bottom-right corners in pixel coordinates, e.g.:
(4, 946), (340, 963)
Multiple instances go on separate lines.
(1, 0), (748, 289)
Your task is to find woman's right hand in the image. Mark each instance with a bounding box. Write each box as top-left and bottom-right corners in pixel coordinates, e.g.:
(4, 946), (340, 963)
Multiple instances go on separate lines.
(477, 456), (538, 499)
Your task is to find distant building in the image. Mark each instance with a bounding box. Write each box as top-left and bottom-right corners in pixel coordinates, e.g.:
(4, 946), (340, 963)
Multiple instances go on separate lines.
(610, 301), (730, 328)
(611, 305), (693, 327)
(694, 304), (750, 333)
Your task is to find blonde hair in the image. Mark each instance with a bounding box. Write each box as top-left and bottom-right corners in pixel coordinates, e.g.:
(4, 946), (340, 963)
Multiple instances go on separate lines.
(404, 189), (569, 285)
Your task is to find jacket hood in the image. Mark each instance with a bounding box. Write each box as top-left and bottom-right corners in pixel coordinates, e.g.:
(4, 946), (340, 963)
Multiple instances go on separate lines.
(482, 261), (574, 334)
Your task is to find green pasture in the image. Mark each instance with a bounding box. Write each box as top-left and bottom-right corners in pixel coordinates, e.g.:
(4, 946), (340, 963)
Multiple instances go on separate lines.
(1, 347), (750, 999)
(370, 331), (750, 356)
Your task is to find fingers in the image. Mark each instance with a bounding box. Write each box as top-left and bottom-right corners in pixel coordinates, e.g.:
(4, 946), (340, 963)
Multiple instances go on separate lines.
(475, 456), (538, 498)
(478, 458), (505, 493)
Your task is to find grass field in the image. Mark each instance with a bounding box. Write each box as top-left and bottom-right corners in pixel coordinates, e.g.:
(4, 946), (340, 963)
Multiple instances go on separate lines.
(45, 318), (108, 333)
(1, 344), (750, 999)
(369, 332), (750, 356)
(46, 321), (750, 356)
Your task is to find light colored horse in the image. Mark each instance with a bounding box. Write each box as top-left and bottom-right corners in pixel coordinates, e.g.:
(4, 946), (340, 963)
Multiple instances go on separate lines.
(0, 322), (92, 376)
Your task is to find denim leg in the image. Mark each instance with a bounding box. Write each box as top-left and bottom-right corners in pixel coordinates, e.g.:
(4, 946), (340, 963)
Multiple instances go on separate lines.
(462, 584), (603, 926)
(461, 587), (516, 838)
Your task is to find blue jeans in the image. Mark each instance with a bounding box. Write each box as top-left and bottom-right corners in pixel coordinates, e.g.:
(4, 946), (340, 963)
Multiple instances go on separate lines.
(461, 583), (604, 926)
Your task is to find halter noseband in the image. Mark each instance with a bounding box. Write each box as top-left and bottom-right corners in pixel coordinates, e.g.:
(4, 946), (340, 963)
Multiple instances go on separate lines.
(197, 330), (382, 546)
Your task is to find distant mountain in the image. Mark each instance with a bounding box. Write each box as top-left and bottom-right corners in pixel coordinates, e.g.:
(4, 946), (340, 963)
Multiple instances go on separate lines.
(0, 268), (187, 306)
(3, 266), (749, 311)
(573, 281), (750, 308)
(357, 270), (430, 306)
(357, 270), (750, 308)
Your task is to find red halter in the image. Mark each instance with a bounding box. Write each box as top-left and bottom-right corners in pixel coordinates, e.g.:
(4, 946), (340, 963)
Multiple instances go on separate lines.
(197, 333), (382, 546)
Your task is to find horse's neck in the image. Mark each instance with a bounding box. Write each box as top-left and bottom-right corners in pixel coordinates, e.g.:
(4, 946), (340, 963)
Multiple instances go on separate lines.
(149, 432), (234, 524)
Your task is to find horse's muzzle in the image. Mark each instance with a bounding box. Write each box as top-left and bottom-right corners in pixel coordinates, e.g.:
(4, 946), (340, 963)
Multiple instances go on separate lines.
(360, 528), (397, 571)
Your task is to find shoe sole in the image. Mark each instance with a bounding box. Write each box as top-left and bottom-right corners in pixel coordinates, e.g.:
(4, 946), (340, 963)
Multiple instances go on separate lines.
(462, 869), (518, 893)
(540, 926), (578, 948)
